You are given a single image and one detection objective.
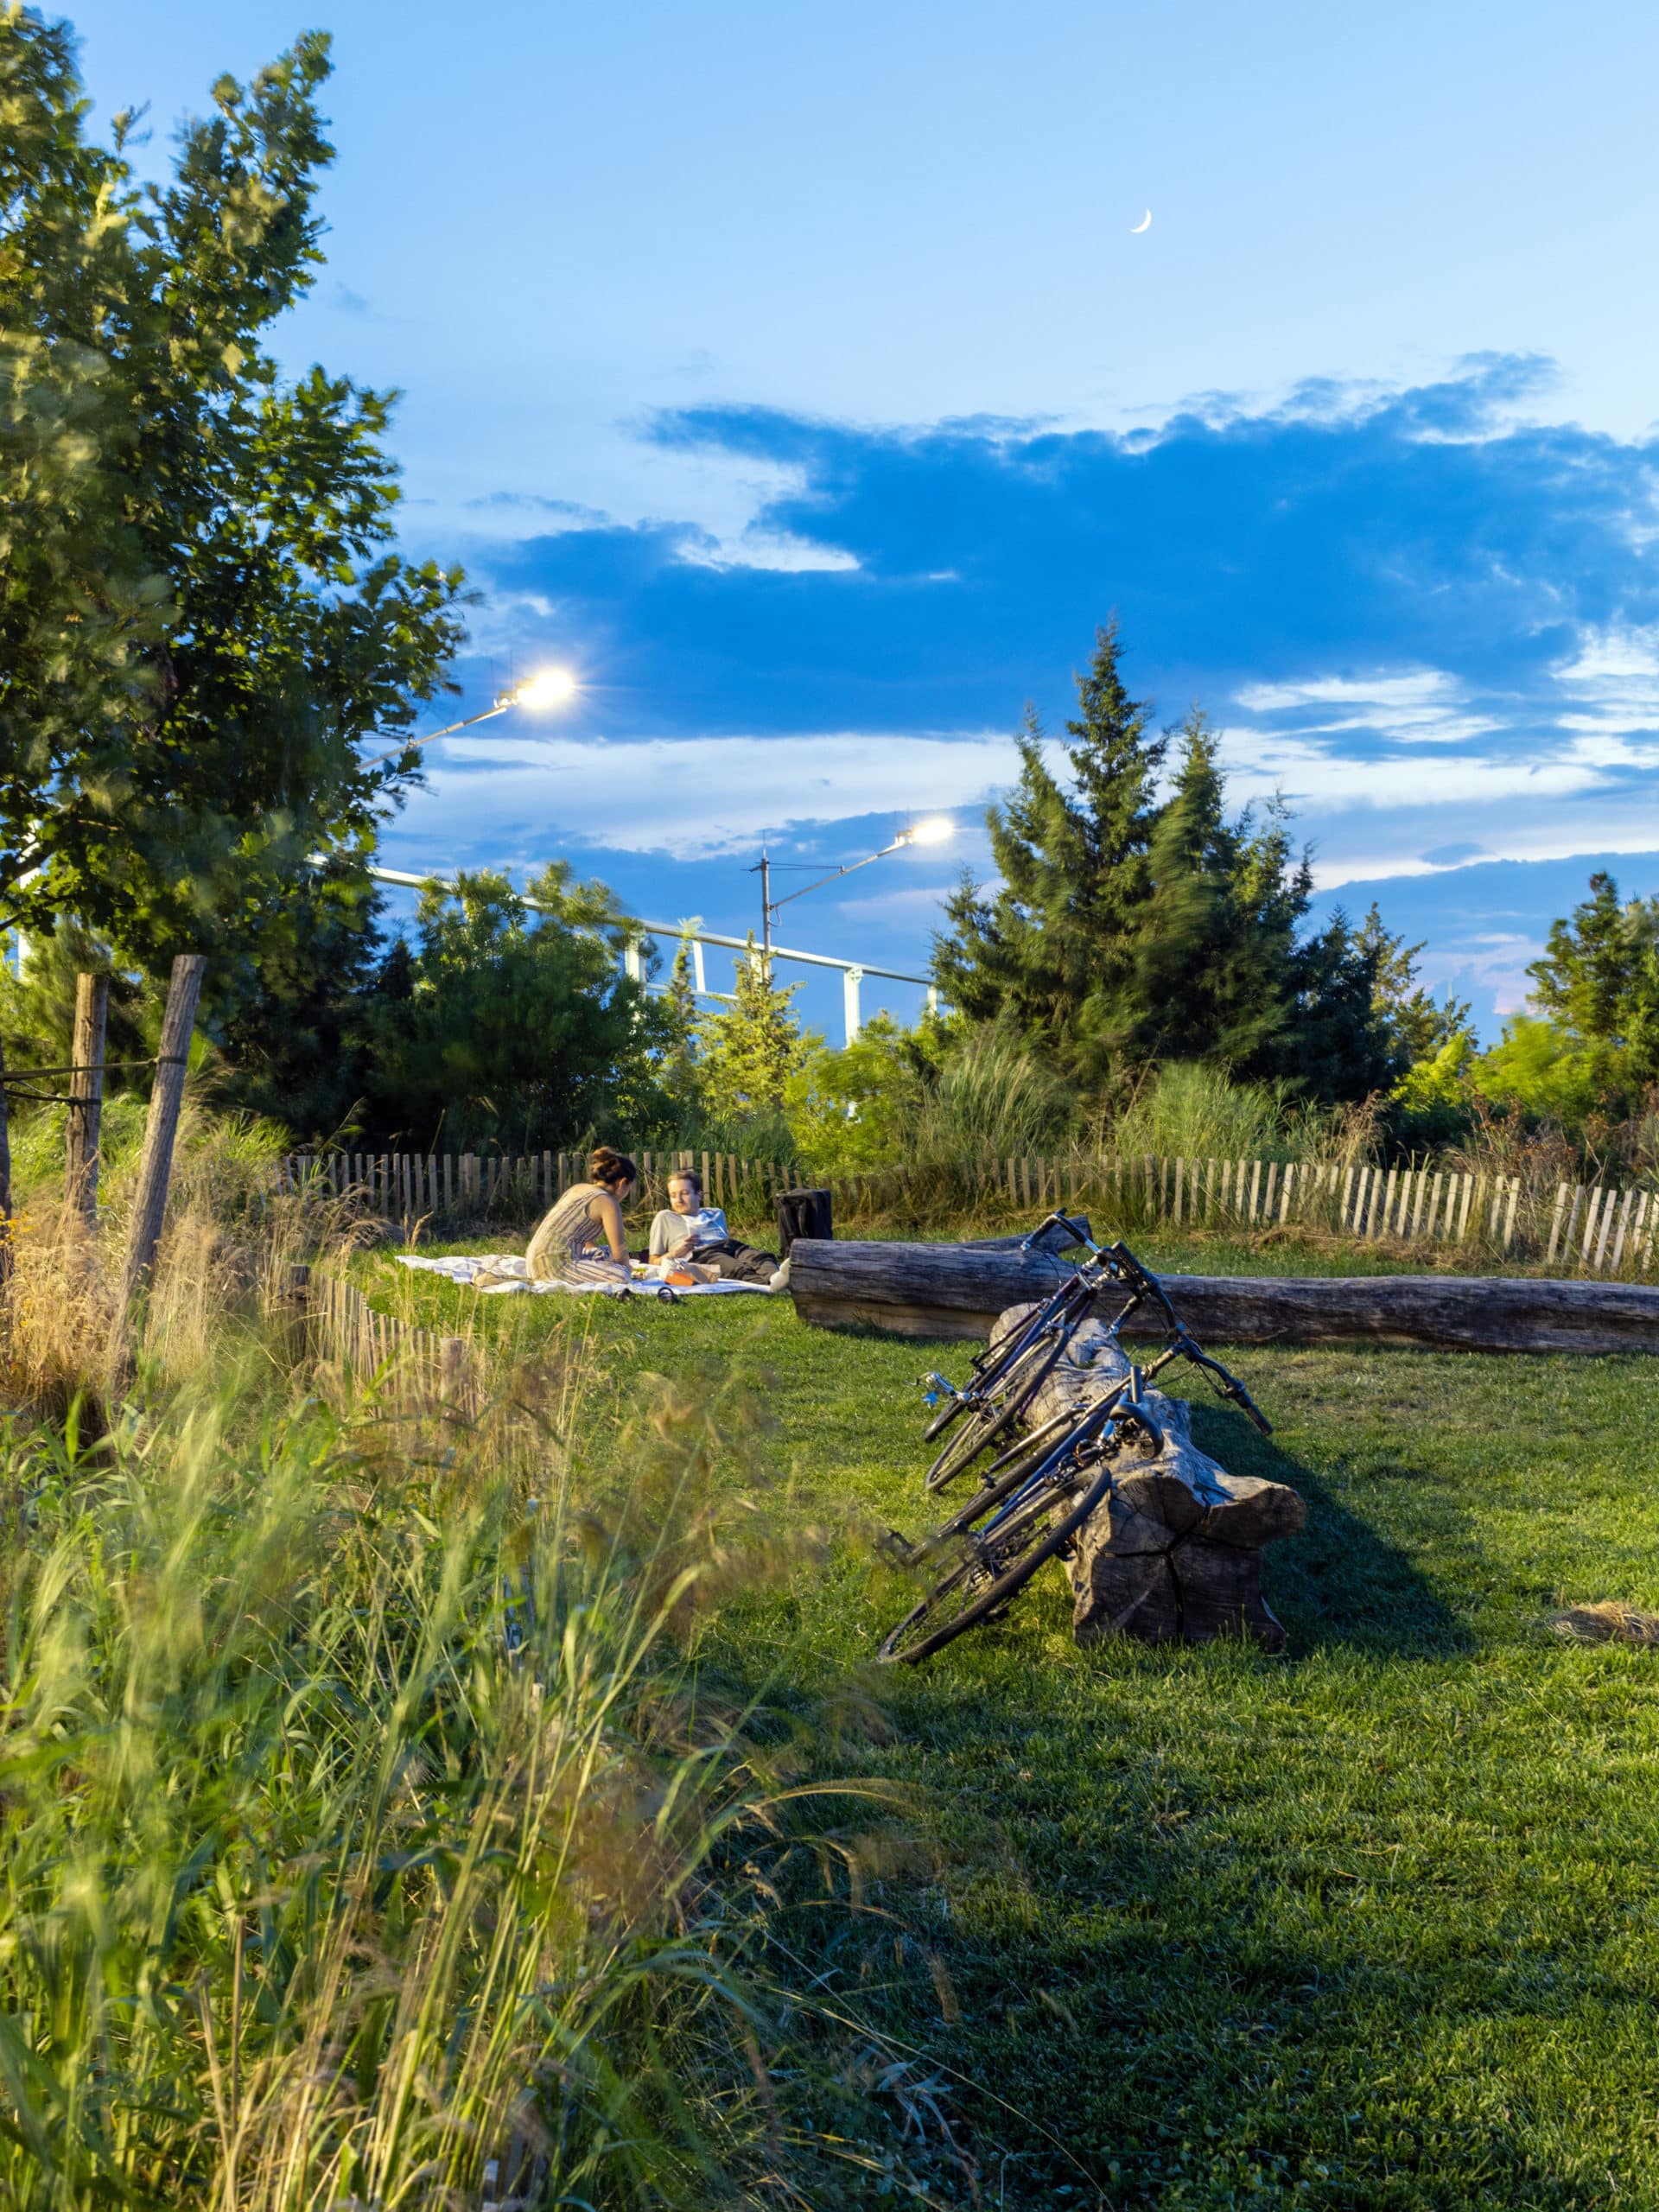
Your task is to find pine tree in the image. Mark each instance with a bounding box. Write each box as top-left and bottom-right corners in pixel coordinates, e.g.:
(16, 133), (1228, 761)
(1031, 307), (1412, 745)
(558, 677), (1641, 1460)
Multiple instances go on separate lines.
(932, 626), (1410, 1103)
(934, 620), (1165, 1085)
(1130, 707), (1253, 1065)
(1527, 873), (1659, 1090)
(696, 940), (808, 1117)
(659, 928), (702, 1112)
(1354, 904), (1475, 1065)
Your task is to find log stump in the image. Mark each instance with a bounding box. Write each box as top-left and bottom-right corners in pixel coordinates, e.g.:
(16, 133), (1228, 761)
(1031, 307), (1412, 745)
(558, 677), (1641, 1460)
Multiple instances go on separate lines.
(789, 1237), (1659, 1353)
(990, 1302), (1306, 1651)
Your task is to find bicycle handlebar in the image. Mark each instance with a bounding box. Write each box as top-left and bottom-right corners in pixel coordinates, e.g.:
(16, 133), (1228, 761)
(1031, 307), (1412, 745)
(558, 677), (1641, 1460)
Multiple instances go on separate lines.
(1177, 1338), (1274, 1433)
(1012, 1214), (1273, 1435)
(1019, 1211), (1098, 1255)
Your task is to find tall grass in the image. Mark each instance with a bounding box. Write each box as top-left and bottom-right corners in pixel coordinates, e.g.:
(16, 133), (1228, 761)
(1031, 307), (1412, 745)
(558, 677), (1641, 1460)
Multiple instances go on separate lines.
(1110, 1062), (1300, 1163)
(0, 1303), (922, 2208)
(0, 1090), (956, 2208)
(912, 1027), (1076, 1167)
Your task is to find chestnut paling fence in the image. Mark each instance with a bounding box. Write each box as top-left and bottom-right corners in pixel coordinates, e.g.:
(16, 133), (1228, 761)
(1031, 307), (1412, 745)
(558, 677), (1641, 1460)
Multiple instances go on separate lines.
(300, 1265), (485, 1418)
(267, 1147), (1659, 1279)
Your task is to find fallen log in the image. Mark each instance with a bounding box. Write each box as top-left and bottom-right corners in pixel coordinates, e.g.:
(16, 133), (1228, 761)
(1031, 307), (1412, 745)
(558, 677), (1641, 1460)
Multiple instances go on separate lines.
(788, 1237), (1659, 1355)
(988, 1304), (1303, 1650)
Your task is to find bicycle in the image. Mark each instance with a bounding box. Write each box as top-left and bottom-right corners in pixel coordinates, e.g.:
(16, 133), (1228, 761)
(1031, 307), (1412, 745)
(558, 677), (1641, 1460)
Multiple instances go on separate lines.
(918, 1214), (1267, 1492)
(879, 1229), (1272, 1664)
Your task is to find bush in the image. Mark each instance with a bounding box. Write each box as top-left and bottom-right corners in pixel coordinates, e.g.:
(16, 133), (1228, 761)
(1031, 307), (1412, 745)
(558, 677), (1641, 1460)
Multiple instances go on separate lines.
(1111, 1061), (1301, 1162)
(785, 1016), (927, 1175)
(1469, 1014), (1619, 1128)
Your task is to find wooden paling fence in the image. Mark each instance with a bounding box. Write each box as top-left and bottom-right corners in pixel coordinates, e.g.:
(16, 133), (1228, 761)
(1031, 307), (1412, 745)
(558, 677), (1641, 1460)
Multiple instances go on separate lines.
(268, 1146), (797, 1222)
(303, 1268), (481, 1417)
(943, 1153), (1656, 1276)
(269, 1147), (1658, 1279)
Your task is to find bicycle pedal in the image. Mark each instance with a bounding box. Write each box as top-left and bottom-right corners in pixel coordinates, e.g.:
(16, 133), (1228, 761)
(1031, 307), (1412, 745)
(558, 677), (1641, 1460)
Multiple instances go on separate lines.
(874, 1527), (920, 1570)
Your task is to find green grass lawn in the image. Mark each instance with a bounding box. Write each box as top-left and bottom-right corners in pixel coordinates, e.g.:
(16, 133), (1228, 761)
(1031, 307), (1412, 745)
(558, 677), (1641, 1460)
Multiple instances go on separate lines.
(360, 1247), (1659, 2210)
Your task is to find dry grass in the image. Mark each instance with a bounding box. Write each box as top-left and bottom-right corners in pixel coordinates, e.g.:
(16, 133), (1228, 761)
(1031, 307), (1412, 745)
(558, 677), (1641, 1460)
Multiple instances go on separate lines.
(0, 1104), (964, 2210)
(1548, 1600), (1659, 1647)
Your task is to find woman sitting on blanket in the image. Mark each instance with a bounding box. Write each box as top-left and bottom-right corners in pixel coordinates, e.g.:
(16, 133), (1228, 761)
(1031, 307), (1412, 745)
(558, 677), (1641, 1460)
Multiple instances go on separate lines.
(525, 1146), (638, 1283)
(650, 1168), (788, 1289)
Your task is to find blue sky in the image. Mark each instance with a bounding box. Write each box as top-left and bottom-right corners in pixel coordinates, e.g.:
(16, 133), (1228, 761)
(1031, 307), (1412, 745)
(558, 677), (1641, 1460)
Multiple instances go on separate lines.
(67, 0), (1659, 1039)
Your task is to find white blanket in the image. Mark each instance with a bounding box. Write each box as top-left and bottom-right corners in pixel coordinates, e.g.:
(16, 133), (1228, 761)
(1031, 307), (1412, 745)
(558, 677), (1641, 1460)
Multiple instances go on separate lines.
(396, 1253), (773, 1299)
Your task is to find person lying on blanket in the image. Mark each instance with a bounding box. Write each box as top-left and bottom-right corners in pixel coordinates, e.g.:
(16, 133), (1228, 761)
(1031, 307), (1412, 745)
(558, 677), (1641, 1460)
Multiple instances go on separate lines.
(649, 1168), (790, 1290)
(524, 1147), (637, 1283)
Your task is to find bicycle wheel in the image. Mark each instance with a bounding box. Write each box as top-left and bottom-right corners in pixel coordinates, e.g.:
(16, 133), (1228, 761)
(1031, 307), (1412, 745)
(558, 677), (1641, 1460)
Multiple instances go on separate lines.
(924, 1332), (1065, 1493)
(931, 1395), (1122, 1542)
(921, 1390), (967, 1445)
(921, 1302), (1055, 1443)
(876, 1465), (1113, 1666)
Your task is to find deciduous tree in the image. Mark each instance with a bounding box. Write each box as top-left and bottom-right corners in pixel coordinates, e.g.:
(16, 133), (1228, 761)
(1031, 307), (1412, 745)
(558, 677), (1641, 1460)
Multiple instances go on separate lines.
(0, 16), (465, 1001)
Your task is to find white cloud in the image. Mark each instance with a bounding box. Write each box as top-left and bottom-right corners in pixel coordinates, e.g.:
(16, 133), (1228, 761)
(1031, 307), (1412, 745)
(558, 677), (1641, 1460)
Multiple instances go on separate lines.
(1236, 671), (1461, 713)
(1216, 732), (1603, 810)
(1555, 623), (1659, 683)
(405, 730), (1020, 857)
(1230, 669), (1504, 747)
(676, 529), (861, 573)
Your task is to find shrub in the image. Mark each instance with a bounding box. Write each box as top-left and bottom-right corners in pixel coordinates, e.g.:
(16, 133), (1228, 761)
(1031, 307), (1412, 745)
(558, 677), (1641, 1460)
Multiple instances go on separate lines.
(1111, 1061), (1300, 1162)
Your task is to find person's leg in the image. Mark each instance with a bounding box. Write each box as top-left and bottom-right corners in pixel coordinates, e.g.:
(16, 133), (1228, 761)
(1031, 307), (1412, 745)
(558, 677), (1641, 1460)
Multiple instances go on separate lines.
(702, 1240), (779, 1283)
(571, 1253), (631, 1283)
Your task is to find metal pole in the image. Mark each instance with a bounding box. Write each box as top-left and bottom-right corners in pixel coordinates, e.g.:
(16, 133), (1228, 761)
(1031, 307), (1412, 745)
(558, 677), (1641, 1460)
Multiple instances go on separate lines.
(842, 964), (864, 1046)
(760, 851), (772, 960)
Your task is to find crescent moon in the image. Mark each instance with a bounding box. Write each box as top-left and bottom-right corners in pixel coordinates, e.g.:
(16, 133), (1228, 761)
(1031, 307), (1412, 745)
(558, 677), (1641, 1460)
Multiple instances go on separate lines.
(1131, 209), (1152, 233)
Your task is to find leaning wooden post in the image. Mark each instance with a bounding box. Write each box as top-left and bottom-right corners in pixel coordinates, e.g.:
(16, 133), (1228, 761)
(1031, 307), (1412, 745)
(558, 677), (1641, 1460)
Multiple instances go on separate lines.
(65, 970), (111, 1221)
(0, 1028), (13, 1288)
(106, 954), (207, 1390)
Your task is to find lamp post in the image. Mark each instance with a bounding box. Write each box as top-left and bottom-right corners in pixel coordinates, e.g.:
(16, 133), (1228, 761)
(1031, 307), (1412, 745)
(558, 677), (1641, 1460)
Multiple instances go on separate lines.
(750, 817), (955, 957)
(359, 664), (578, 772)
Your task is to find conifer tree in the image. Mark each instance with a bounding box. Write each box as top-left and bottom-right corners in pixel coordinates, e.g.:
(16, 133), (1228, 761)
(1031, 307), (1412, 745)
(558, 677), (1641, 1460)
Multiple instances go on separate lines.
(1527, 872), (1659, 1088)
(696, 941), (808, 1117)
(933, 628), (1409, 1101)
(658, 928), (702, 1113)
(934, 620), (1165, 1084)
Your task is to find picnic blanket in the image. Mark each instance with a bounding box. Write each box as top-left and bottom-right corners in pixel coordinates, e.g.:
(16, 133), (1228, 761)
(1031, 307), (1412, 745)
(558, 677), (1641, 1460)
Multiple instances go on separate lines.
(397, 1254), (774, 1300)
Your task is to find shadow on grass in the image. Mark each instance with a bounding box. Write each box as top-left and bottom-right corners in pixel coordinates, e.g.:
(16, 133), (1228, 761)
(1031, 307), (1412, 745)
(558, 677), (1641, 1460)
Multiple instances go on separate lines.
(1186, 1399), (1474, 1659)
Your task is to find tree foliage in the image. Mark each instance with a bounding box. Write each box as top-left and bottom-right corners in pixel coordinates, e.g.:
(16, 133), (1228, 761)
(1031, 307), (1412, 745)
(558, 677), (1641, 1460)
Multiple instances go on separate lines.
(933, 624), (1409, 1102)
(696, 944), (809, 1120)
(0, 15), (465, 1006)
(1525, 871), (1659, 1093)
(359, 869), (658, 1153)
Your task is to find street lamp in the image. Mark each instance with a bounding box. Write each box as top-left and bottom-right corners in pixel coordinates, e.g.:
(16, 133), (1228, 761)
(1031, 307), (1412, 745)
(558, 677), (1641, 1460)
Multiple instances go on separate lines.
(360, 665), (578, 771)
(751, 816), (955, 957)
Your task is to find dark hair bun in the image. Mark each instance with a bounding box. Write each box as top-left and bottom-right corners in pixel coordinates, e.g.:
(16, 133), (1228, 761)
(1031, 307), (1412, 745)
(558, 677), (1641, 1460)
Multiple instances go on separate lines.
(588, 1146), (639, 1188)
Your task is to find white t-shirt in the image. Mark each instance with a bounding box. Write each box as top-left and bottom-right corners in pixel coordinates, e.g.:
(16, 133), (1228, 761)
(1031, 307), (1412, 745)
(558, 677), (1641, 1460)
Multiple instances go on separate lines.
(647, 1205), (729, 1256)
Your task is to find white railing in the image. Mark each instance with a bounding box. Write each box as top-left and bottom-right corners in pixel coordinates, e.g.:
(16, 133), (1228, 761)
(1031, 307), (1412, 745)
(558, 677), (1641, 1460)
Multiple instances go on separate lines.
(364, 865), (938, 1044)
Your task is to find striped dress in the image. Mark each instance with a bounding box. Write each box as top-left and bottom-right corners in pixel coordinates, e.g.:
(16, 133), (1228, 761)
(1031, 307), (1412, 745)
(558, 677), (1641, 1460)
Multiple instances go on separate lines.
(524, 1182), (630, 1283)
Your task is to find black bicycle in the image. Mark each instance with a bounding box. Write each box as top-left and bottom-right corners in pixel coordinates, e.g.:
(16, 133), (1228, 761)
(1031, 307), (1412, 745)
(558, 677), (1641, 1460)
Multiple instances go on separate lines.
(918, 1215), (1265, 1492)
(877, 1367), (1160, 1663)
(879, 1229), (1272, 1664)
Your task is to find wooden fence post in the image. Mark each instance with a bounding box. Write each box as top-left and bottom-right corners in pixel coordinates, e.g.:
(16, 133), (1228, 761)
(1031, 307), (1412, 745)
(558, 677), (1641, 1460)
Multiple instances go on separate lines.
(65, 970), (110, 1220)
(107, 953), (207, 1389)
(0, 1030), (12, 1287)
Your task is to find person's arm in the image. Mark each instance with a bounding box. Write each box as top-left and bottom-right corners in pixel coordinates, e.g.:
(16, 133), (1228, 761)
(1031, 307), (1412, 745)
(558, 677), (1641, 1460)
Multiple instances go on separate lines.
(594, 1191), (629, 1262)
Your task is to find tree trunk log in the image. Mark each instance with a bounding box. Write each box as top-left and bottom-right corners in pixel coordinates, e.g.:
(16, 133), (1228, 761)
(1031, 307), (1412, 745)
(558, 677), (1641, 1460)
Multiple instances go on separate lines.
(989, 1304), (1304, 1651)
(789, 1238), (1659, 1354)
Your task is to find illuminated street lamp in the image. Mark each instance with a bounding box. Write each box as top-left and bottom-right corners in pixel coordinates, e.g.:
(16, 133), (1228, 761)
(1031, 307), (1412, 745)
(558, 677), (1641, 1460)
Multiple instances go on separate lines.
(360, 664), (578, 771)
(752, 816), (955, 957)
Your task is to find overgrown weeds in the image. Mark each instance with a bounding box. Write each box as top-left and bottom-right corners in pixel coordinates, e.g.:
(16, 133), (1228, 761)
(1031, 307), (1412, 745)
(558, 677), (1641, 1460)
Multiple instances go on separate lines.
(0, 1128), (960, 2209)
